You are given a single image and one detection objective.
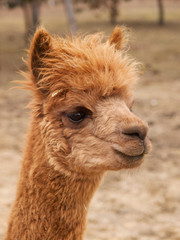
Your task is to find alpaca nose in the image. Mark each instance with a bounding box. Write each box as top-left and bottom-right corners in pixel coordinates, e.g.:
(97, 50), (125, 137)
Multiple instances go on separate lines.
(122, 125), (147, 141)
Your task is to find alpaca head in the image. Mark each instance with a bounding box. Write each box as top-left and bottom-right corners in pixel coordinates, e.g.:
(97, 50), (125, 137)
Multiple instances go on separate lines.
(27, 27), (151, 176)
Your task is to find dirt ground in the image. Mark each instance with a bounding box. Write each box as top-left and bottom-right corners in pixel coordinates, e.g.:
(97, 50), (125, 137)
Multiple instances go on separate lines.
(0, 1), (180, 240)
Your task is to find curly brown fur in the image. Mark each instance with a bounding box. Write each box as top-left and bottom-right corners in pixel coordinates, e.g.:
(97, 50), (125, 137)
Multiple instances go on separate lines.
(5, 27), (151, 240)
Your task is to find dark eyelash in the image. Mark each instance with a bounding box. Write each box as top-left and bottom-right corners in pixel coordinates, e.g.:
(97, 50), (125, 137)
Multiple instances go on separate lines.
(66, 107), (92, 123)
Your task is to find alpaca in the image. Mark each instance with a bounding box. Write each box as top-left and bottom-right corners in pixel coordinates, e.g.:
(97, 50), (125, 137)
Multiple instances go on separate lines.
(5, 27), (151, 240)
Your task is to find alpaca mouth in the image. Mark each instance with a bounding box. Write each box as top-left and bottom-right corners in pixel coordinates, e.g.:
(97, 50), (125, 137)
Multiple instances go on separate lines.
(114, 149), (144, 162)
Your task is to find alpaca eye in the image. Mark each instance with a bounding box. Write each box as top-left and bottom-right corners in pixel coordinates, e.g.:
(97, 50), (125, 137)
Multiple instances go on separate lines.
(67, 111), (86, 123)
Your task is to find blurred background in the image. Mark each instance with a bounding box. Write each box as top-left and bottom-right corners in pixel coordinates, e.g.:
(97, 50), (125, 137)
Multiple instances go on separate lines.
(0, 0), (180, 239)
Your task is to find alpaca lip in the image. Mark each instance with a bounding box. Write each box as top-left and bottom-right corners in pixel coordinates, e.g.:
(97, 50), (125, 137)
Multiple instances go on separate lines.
(112, 143), (145, 160)
(114, 149), (144, 162)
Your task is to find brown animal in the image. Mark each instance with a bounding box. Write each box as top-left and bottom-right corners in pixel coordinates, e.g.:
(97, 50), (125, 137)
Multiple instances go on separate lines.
(5, 27), (151, 240)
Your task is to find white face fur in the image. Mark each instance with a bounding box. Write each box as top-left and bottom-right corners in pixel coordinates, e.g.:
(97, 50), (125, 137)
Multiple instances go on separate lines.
(41, 94), (151, 176)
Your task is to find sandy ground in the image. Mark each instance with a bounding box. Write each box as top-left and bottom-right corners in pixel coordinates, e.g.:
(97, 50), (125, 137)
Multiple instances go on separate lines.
(0, 2), (180, 240)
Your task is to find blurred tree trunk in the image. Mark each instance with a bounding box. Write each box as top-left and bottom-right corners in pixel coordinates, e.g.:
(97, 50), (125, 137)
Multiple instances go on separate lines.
(63, 0), (77, 35)
(90, 0), (101, 9)
(157, 0), (164, 26)
(22, 0), (41, 41)
(22, 1), (33, 40)
(110, 0), (119, 25)
(31, 0), (41, 32)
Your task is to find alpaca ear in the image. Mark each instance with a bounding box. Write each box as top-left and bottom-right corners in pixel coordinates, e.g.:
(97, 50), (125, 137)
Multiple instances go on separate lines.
(29, 28), (53, 94)
(109, 26), (125, 50)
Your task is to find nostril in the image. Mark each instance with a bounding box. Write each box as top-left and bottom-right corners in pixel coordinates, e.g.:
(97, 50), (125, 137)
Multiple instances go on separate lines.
(122, 126), (147, 141)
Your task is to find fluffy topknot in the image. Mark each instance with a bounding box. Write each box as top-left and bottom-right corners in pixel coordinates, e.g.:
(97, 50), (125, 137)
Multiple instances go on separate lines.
(21, 27), (139, 102)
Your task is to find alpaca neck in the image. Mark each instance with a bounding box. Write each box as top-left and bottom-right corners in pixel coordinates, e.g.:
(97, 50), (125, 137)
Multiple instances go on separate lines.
(5, 118), (104, 240)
